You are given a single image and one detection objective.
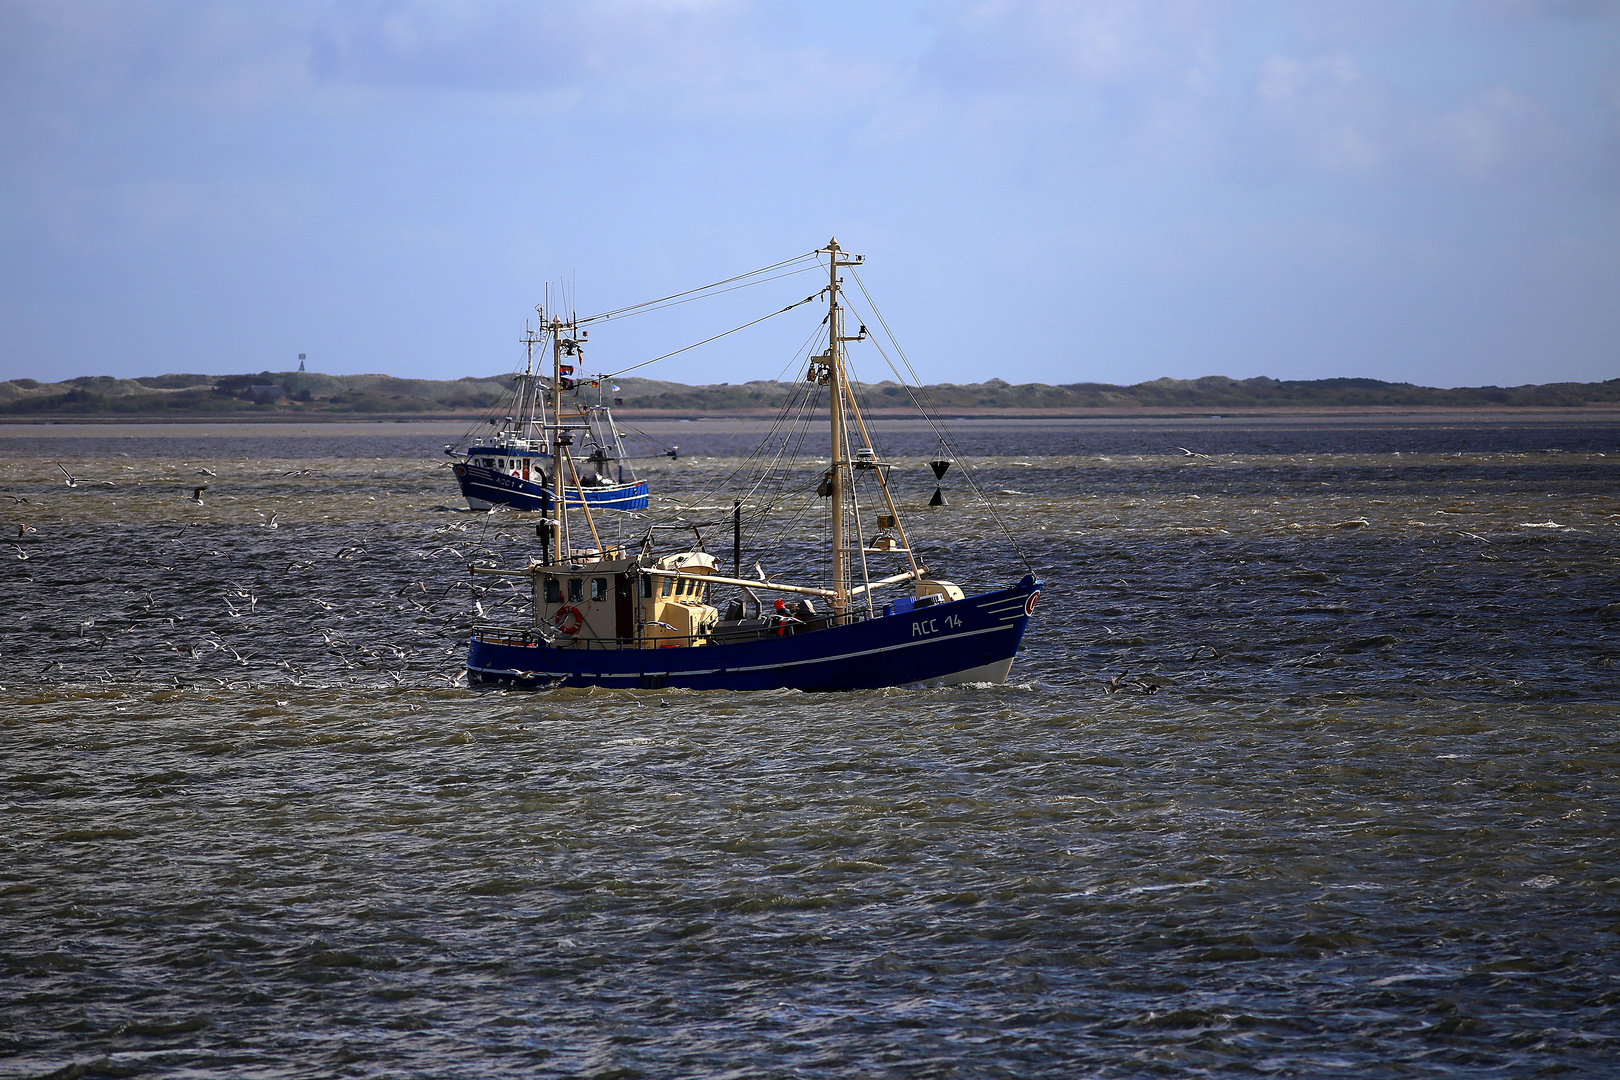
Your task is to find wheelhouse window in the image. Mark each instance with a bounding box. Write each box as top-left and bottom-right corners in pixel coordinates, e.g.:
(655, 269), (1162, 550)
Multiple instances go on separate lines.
(568, 578), (584, 602)
(591, 578), (608, 602)
(544, 576), (561, 604)
(640, 575), (653, 599)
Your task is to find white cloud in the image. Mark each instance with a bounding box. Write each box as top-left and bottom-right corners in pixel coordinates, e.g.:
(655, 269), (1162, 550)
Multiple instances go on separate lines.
(1425, 87), (1550, 179)
(1255, 53), (1359, 102)
(920, 0), (1215, 87)
(1241, 52), (1385, 173)
(303, 0), (897, 122)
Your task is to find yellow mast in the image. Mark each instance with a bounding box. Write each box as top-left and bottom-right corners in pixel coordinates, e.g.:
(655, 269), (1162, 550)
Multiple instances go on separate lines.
(822, 237), (870, 616)
(824, 239), (846, 614)
(549, 307), (571, 562)
(818, 239), (924, 615)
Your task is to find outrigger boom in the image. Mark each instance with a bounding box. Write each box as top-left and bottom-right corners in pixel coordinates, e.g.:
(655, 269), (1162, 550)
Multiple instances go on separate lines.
(471, 563), (925, 601)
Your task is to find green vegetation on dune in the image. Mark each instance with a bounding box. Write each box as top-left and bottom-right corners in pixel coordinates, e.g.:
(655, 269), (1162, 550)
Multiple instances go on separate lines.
(0, 371), (510, 416)
(1, 370), (1617, 417)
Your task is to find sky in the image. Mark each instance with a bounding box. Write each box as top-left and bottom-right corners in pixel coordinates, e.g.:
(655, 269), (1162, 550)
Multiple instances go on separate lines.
(2, 0), (1618, 390)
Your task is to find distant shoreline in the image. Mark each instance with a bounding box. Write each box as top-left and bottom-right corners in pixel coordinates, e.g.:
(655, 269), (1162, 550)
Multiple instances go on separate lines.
(4, 404), (1619, 431)
(7, 371), (1618, 419)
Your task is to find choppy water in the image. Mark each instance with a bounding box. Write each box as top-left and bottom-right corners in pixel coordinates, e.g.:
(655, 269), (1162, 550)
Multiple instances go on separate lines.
(3, 415), (1618, 1078)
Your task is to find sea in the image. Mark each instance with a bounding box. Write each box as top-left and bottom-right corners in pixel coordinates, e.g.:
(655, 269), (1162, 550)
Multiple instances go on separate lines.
(2, 412), (1617, 1079)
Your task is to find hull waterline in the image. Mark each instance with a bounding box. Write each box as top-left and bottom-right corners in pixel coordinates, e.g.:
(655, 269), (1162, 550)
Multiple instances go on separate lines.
(467, 576), (1039, 691)
(454, 464), (649, 512)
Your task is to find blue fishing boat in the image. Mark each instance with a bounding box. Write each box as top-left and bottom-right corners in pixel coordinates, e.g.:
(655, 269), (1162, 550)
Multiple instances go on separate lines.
(465, 240), (1039, 691)
(448, 316), (649, 512)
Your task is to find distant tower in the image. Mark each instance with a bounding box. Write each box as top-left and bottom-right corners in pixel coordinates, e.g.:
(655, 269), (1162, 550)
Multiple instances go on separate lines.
(299, 353), (306, 372)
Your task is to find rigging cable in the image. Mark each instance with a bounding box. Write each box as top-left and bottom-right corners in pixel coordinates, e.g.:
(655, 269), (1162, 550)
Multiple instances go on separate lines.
(579, 264), (823, 324)
(846, 268), (1034, 573)
(672, 318), (826, 508)
(580, 252), (822, 325)
(669, 356), (828, 580)
(600, 290), (825, 380)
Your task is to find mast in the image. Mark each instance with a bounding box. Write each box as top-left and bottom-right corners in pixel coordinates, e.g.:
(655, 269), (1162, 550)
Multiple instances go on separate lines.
(520, 318), (544, 446)
(548, 305), (570, 563)
(824, 241), (845, 613)
(821, 237), (865, 615)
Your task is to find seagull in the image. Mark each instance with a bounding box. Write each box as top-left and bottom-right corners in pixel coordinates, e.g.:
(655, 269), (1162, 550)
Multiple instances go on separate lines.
(17, 524), (36, 537)
(420, 545), (465, 559)
(1106, 670), (1160, 695)
(188, 486), (207, 504)
(56, 463), (78, 486)
(1172, 447), (1211, 458)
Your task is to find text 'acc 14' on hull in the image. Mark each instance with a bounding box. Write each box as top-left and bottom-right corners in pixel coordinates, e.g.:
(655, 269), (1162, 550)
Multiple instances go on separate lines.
(464, 240), (1040, 692)
(445, 302), (670, 513)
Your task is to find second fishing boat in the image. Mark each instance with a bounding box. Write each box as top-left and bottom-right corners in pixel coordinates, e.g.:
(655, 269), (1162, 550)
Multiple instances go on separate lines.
(448, 314), (651, 512)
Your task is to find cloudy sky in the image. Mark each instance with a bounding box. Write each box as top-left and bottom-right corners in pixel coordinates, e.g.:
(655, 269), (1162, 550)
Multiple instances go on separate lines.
(3, 0), (1617, 388)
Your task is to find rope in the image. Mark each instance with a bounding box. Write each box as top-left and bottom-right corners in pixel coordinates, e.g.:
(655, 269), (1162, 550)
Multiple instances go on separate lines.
(847, 268), (1034, 573)
(580, 252), (822, 325)
(600, 291), (824, 380)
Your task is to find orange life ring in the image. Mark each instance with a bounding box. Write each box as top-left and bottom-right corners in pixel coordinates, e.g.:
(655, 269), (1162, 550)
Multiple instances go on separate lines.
(552, 605), (584, 635)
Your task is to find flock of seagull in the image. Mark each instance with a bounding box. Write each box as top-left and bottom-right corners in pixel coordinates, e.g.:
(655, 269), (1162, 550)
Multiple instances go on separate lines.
(7, 459), (554, 692)
(12, 447), (1241, 695)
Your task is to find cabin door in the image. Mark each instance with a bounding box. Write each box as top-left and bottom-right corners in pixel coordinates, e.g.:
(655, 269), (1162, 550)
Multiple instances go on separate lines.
(615, 574), (635, 644)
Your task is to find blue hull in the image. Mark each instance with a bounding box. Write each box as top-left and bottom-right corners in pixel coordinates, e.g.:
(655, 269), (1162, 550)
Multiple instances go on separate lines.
(467, 576), (1040, 691)
(453, 464), (649, 512)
